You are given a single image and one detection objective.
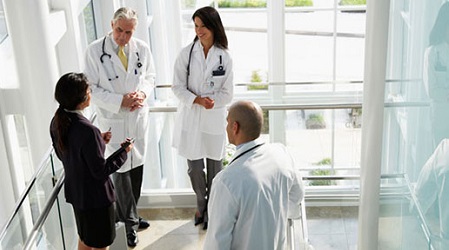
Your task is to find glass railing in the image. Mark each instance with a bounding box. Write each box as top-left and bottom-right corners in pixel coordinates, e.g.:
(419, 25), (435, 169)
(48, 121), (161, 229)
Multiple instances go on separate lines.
(0, 148), (64, 249)
(378, 174), (435, 250)
(144, 101), (364, 191)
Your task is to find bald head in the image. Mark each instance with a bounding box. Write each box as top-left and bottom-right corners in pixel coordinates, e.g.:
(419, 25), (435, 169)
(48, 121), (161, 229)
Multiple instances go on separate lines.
(226, 100), (263, 145)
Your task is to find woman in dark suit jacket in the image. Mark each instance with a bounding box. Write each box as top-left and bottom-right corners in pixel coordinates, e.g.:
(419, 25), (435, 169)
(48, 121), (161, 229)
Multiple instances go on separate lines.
(50, 72), (133, 250)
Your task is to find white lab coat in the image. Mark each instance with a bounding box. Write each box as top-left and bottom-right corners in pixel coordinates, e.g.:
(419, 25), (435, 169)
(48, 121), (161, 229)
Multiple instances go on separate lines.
(84, 34), (155, 172)
(415, 139), (449, 242)
(172, 41), (233, 160)
(423, 43), (449, 145)
(204, 139), (305, 250)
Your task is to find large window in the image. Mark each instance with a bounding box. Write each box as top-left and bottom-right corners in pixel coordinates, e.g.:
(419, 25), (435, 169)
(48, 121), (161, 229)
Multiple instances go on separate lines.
(82, 1), (97, 45)
(163, 0), (367, 191)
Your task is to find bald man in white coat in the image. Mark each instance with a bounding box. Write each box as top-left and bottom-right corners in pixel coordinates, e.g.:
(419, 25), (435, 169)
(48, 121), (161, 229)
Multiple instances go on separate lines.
(204, 100), (304, 250)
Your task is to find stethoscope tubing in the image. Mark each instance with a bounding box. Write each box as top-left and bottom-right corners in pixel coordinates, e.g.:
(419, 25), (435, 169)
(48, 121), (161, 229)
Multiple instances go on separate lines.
(99, 36), (142, 81)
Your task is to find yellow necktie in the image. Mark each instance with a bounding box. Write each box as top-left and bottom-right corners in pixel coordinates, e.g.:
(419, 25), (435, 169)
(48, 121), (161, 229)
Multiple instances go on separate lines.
(118, 46), (128, 70)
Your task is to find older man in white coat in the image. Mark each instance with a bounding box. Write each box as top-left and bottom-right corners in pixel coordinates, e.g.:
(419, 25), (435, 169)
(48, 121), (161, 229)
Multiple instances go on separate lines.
(83, 7), (155, 247)
(203, 100), (304, 250)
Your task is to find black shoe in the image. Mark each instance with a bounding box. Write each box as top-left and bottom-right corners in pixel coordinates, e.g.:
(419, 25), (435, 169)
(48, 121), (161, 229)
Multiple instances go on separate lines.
(127, 230), (138, 247)
(194, 211), (204, 226)
(139, 217), (150, 229)
(202, 221), (208, 230)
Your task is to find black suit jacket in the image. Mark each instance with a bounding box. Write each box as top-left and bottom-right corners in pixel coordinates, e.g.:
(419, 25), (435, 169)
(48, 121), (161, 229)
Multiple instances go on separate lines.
(50, 112), (127, 210)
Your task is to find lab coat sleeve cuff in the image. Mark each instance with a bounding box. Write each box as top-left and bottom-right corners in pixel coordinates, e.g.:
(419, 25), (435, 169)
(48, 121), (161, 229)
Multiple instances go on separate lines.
(185, 94), (197, 109)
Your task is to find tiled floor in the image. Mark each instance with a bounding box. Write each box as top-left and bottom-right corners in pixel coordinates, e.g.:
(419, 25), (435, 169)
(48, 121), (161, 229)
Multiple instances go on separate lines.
(128, 206), (359, 250)
(306, 206), (358, 250)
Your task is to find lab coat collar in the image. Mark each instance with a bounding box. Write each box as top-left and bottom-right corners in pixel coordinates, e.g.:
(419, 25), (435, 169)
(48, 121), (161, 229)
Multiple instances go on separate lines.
(106, 34), (137, 73)
(193, 41), (217, 55)
(229, 138), (265, 165)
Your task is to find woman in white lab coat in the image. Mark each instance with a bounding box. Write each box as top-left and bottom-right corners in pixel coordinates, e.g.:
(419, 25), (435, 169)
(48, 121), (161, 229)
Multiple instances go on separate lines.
(172, 6), (233, 230)
(423, 2), (449, 147)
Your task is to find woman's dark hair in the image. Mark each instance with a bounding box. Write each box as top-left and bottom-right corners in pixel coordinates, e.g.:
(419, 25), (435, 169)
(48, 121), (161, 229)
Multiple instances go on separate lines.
(53, 72), (89, 152)
(192, 6), (228, 49)
(429, 2), (449, 46)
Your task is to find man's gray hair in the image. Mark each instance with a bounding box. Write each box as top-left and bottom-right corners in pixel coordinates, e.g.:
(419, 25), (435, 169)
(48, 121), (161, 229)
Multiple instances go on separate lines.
(112, 7), (138, 25)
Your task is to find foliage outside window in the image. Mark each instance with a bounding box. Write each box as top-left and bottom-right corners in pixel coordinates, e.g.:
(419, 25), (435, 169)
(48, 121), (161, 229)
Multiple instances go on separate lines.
(339, 0), (366, 5)
(83, 1), (97, 44)
(181, 0), (197, 8)
(222, 144), (236, 167)
(306, 113), (326, 129)
(247, 70), (268, 91)
(309, 158), (335, 186)
(218, 0), (313, 8)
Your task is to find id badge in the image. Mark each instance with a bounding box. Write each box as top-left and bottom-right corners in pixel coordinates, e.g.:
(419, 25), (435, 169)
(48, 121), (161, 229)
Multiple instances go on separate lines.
(203, 76), (215, 96)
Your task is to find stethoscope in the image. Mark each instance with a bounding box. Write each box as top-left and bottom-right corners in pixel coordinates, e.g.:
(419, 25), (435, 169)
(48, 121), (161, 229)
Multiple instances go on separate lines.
(186, 40), (225, 89)
(228, 143), (264, 166)
(100, 36), (143, 81)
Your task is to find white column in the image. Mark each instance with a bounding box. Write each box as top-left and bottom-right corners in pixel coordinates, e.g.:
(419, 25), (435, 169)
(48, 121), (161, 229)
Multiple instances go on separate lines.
(3, 0), (60, 169)
(51, 0), (84, 73)
(0, 92), (19, 229)
(358, 0), (390, 249)
(98, 0), (120, 37)
(147, 0), (174, 85)
(267, 0), (286, 143)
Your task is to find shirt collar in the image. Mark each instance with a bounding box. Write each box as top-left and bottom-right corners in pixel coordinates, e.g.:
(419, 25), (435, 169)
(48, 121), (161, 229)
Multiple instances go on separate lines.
(109, 33), (128, 52)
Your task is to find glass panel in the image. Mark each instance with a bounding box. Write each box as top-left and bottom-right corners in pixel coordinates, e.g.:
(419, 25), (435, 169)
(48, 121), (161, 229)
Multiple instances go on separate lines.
(381, 0), (444, 248)
(12, 115), (34, 183)
(336, 37), (365, 81)
(0, 153), (60, 249)
(336, 7), (366, 35)
(378, 175), (431, 250)
(285, 109), (332, 182)
(218, 9), (268, 83)
(0, 1), (7, 43)
(83, 1), (97, 45)
(31, 188), (77, 250)
(285, 11), (335, 83)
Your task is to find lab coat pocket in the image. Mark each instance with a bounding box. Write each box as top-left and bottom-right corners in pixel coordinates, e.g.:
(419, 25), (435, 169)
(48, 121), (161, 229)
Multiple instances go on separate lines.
(200, 108), (226, 135)
(211, 75), (225, 91)
(135, 107), (150, 139)
(99, 118), (125, 144)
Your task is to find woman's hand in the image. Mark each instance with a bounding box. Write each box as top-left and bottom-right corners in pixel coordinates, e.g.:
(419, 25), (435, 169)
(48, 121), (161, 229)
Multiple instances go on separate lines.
(121, 138), (134, 153)
(101, 128), (112, 144)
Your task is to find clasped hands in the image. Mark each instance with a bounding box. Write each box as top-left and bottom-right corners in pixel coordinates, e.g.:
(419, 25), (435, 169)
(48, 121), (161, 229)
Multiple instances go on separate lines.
(194, 96), (215, 109)
(121, 91), (146, 112)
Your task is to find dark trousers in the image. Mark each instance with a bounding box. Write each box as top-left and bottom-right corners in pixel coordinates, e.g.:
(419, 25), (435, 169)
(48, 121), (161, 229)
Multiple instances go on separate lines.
(112, 165), (143, 233)
(187, 158), (222, 221)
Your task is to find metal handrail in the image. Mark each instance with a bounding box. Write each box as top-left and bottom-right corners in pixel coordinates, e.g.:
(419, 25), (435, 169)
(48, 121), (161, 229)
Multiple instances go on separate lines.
(149, 102), (363, 113)
(23, 172), (65, 250)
